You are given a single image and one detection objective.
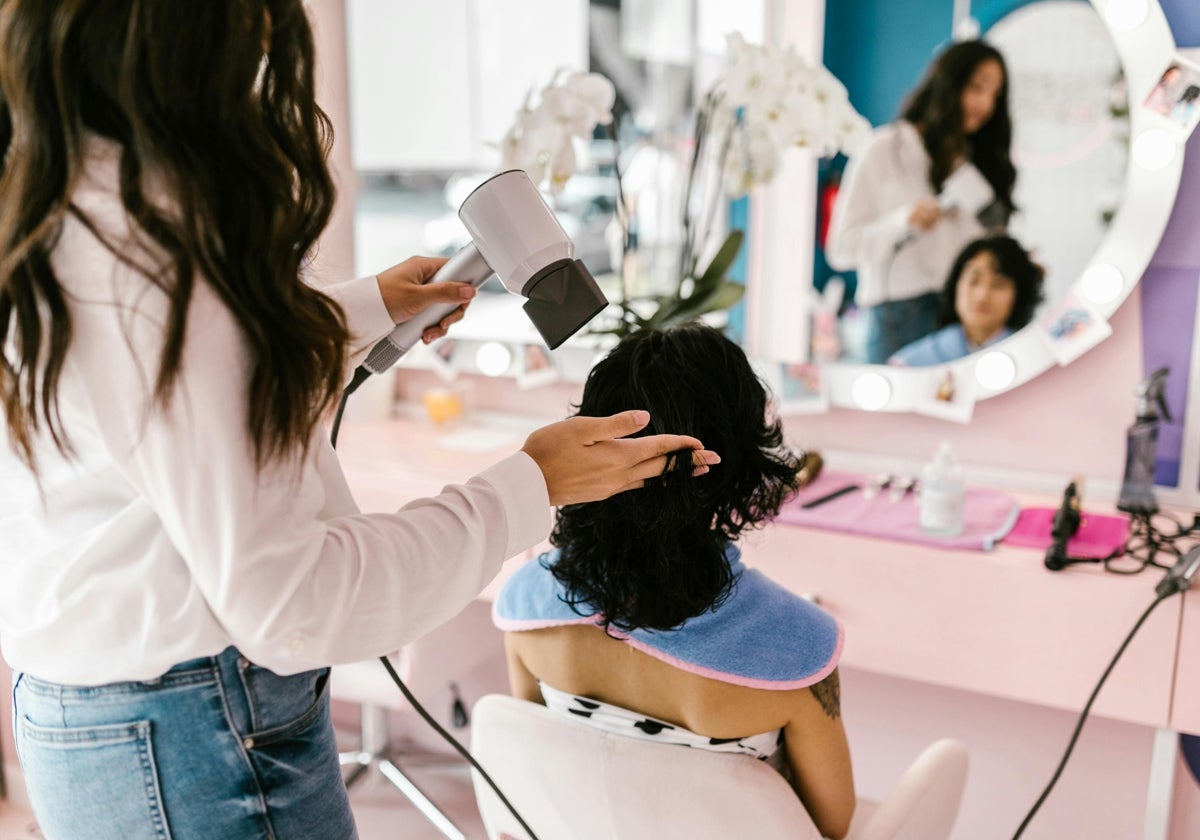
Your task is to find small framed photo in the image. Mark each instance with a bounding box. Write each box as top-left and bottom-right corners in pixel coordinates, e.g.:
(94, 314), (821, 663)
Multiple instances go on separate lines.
(914, 365), (976, 424)
(774, 361), (831, 415)
(1143, 58), (1200, 133)
(1035, 290), (1112, 366)
(517, 343), (560, 389)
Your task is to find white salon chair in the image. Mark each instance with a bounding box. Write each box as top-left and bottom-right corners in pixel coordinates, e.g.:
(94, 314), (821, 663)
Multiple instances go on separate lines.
(331, 599), (503, 840)
(469, 693), (968, 840)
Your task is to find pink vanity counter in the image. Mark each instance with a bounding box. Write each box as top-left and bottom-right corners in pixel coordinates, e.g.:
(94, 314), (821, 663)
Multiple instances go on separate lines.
(333, 416), (1200, 838)
(334, 417), (1191, 735)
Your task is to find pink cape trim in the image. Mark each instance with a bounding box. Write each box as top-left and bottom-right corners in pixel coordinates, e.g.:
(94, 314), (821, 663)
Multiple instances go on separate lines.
(494, 606), (846, 691)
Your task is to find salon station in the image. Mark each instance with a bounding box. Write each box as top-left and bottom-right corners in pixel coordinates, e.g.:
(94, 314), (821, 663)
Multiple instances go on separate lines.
(5, 0), (1200, 838)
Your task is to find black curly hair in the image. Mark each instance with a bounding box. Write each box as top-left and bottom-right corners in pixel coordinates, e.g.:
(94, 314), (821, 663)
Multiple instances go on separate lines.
(938, 235), (1045, 330)
(548, 324), (805, 633)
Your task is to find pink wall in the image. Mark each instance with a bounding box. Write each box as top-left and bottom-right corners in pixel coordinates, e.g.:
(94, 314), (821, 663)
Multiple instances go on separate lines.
(308, 0), (357, 286)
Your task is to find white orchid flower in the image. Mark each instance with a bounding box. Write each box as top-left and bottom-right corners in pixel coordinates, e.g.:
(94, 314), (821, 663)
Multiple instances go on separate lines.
(546, 132), (579, 195)
(722, 35), (775, 109)
(496, 70), (616, 193)
(564, 72), (616, 126)
(833, 108), (873, 157)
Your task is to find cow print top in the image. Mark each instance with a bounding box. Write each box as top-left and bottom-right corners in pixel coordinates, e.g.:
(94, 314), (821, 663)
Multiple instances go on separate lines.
(538, 681), (786, 772)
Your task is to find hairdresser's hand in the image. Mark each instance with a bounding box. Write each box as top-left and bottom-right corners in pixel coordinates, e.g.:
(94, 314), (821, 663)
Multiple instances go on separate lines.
(907, 197), (942, 232)
(522, 410), (721, 506)
(376, 256), (477, 344)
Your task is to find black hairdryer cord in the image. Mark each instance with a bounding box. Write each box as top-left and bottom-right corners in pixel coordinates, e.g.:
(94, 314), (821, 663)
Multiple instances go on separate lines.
(1010, 590), (1173, 839)
(331, 382), (542, 840)
(376, 656), (541, 840)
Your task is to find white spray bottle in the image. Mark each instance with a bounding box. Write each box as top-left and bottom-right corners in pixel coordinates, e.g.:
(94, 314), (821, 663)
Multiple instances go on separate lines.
(920, 441), (965, 538)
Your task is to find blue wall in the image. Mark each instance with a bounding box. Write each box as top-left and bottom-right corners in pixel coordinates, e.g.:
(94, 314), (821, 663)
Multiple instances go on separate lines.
(1160, 0), (1200, 46)
(823, 0), (951, 129)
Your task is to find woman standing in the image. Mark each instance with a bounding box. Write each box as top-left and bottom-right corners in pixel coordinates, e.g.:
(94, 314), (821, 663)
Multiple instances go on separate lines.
(826, 40), (1016, 363)
(0, 2), (717, 837)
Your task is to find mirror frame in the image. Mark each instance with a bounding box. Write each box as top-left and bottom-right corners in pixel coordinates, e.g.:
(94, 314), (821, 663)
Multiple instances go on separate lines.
(747, 0), (1184, 415)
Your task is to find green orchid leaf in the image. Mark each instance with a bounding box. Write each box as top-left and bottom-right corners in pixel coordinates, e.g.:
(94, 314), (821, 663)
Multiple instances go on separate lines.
(651, 280), (745, 328)
(692, 230), (745, 294)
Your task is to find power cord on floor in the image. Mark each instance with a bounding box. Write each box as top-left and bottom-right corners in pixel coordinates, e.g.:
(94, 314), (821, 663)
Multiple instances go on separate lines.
(1011, 545), (1200, 839)
(332, 378), (542, 840)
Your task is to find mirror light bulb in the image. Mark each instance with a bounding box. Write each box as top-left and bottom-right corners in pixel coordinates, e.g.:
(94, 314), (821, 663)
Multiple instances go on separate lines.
(475, 342), (513, 377)
(1079, 264), (1125, 305)
(851, 372), (891, 411)
(1104, 0), (1149, 30)
(1132, 129), (1177, 171)
(975, 351), (1017, 392)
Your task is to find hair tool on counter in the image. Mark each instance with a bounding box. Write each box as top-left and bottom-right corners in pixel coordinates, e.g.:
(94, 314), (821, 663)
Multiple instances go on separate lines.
(889, 475), (916, 503)
(326, 168), (614, 840)
(1109, 367), (1197, 575)
(862, 472), (892, 500)
(1043, 477), (1091, 571)
(1117, 367), (1170, 517)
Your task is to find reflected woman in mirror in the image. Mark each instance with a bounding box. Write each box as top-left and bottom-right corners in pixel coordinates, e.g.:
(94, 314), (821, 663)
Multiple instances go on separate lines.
(889, 235), (1044, 367)
(826, 40), (1016, 364)
(494, 324), (855, 839)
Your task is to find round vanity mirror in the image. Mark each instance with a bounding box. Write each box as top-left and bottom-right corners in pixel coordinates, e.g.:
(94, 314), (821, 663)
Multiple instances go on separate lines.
(751, 0), (1184, 419)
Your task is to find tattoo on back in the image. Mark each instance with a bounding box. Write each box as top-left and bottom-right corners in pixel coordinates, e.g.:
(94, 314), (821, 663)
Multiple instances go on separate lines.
(811, 669), (841, 719)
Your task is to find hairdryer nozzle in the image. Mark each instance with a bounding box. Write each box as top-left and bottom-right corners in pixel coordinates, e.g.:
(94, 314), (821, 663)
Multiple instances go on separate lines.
(521, 259), (608, 350)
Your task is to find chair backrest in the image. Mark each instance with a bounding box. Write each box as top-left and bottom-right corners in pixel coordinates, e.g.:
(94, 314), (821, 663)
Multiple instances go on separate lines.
(468, 693), (824, 840)
(856, 738), (968, 840)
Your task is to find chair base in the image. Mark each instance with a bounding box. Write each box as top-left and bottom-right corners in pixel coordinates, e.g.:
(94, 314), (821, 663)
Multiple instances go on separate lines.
(340, 749), (467, 840)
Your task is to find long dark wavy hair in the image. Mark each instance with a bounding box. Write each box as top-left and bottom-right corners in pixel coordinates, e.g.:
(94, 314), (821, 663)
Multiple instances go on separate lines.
(0, 0), (348, 473)
(901, 40), (1016, 218)
(549, 324), (805, 633)
(939, 235), (1045, 331)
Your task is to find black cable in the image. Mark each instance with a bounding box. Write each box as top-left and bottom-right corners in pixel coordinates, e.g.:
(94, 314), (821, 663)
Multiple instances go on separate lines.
(329, 366), (370, 448)
(377, 656), (541, 840)
(1010, 590), (1174, 839)
(1104, 511), (1192, 576)
(331, 372), (541, 840)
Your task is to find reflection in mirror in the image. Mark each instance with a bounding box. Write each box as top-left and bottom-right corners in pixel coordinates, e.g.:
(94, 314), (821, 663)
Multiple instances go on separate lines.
(752, 0), (1182, 417)
(887, 235), (1046, 368)
(811, 0), (1126, 368)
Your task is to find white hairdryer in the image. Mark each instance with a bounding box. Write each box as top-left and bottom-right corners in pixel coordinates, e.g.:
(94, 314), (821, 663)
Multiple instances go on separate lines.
(359, 169), (608, 378)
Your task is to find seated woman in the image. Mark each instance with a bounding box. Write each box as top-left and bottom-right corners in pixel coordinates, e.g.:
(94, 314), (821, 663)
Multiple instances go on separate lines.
(889, 235), (1045, 366)
(493, 324), (855, 839)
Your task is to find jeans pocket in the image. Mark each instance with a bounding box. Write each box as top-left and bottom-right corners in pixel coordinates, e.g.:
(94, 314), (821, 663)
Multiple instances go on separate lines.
(241, 665), (331, 747)
(17, 716), (171, 840)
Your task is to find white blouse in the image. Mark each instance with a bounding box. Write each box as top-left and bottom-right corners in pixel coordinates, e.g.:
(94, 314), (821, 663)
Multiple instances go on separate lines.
(0, 143), (551, 685)
(825, 121), (986, 309)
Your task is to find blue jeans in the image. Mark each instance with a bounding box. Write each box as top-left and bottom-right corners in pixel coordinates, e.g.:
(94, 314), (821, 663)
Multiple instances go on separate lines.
(12, 647), (356, 840)
(864, 291), (941, 364)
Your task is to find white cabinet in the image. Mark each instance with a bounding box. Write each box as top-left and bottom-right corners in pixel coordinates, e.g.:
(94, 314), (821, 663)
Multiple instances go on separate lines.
(346, 0), (588, 172)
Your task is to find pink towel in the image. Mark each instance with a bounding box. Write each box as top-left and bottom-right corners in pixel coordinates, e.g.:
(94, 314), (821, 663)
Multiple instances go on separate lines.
(1002, 507), (1130, 558)
(773, 470), (1019, 551)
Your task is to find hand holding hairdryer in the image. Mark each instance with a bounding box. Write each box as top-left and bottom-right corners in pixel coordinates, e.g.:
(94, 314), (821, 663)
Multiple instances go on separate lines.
(360, 169), (608, 381)
(897, 162), (997, 250)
